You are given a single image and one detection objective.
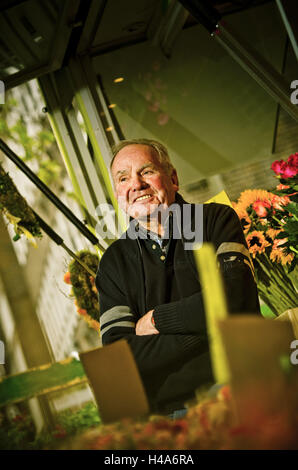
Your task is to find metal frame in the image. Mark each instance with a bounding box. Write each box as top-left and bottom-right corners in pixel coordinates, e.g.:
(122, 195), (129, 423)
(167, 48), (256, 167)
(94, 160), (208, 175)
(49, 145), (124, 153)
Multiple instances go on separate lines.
(68, 57), (126, 231)
(276, 0), (298, 61)
(214, 21), (298, 123)
(39, 58), (127, 251)
(178, 0), (298, 122)
(3, 0), (80, 90)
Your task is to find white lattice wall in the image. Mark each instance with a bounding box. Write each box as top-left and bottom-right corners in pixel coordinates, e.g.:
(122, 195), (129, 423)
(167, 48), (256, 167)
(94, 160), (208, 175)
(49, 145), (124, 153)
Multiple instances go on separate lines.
(35, 182), (99, 361)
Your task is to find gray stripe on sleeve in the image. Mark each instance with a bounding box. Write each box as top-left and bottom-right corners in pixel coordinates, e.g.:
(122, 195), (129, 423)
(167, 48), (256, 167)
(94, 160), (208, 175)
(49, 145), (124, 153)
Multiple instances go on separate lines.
(216, 241), (255, 279)
(100, 305), (135, 330)
(101, 321), (135, 335)
(216, 242), (250, 259)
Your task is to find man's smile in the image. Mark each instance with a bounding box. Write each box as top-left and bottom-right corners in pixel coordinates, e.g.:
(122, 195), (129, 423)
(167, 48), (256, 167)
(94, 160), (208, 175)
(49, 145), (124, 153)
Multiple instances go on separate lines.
(133, 194), (154, 203)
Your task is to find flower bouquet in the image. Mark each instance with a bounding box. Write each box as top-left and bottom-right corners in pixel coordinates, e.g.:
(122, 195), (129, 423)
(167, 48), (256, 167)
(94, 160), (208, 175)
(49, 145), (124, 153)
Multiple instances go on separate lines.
(233, 153), (298, 316)
(64, 250), (100, 331)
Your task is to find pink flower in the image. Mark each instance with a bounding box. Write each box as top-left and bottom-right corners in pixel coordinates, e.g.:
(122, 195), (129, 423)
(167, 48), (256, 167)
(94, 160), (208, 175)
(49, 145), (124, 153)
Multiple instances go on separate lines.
(282, 164), (297, 178)
(271, 160), (286, 176)
(252, 199), (271, 217)
(271, 153), (298, 178)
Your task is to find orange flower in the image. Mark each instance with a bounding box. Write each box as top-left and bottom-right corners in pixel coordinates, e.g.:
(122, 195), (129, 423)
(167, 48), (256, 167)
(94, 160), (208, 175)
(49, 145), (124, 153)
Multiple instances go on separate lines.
(246, 231), (270, 258)
(270, 238), (294, 265)
(77, 307), (87, 316)
(236, 190), (275, 211)
(63, 271), (71, 285)
(271, 195), (290, 211)
(276, 184), (290, 190)
(232, 205), (251, 233)
(233, 190), (276, 226)
(270, 248), (294, 266)
(266, 228), (282, 241)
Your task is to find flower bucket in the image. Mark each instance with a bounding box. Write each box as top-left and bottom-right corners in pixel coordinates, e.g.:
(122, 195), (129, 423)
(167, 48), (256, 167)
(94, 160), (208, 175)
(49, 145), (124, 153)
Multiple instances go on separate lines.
(276, 307), (298, 339)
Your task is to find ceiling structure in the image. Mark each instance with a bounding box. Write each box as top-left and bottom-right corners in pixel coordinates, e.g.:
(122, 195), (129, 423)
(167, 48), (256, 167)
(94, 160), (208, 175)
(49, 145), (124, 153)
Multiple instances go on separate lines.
(0, 0), (277, 90)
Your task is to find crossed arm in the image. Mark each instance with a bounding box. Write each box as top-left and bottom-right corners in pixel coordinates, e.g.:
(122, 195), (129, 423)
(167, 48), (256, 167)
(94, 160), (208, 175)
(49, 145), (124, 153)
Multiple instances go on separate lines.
(135, 309), (158, 335)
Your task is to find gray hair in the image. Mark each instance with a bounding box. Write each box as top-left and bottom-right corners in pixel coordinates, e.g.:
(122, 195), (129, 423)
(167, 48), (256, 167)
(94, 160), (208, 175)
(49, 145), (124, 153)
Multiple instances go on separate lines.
(111, 138), (175, 175)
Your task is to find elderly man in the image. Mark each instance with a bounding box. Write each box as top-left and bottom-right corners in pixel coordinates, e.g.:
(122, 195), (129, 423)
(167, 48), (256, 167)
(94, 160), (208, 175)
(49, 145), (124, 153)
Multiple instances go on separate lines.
(96, 138), (260, 417)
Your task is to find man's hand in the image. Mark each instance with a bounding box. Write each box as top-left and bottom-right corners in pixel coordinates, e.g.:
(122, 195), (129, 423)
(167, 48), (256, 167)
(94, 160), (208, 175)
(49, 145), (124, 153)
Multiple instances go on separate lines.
(135, 310), (159, 336)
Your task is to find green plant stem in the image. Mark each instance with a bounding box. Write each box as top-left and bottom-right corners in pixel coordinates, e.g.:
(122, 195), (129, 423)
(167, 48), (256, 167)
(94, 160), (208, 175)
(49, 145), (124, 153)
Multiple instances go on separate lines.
(257, 255), (297, 300)
(254, 253), (297, 315)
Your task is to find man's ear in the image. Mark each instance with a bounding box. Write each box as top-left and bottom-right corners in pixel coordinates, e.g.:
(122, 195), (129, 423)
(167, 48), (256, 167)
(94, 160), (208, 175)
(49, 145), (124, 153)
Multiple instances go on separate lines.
(171, 169), (179, 192)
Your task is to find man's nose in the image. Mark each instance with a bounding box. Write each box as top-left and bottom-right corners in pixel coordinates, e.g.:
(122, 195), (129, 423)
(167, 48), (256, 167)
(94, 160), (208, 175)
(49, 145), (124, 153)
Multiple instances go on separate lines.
(131, 174), (148, 191)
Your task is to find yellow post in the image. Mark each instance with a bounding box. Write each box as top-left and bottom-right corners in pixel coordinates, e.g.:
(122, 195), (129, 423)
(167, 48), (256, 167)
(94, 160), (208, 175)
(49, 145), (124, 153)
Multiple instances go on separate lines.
(194, 243), (230, 384)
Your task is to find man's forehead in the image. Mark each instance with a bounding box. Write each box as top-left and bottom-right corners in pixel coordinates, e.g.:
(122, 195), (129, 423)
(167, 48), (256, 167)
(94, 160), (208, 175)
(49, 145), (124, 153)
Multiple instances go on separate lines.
(114, 162), (156, 176)
(112, 146), (159, 172)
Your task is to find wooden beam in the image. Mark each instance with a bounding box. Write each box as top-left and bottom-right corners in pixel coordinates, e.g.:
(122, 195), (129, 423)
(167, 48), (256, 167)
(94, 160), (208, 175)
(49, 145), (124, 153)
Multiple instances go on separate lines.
(0, 357), (87, 407)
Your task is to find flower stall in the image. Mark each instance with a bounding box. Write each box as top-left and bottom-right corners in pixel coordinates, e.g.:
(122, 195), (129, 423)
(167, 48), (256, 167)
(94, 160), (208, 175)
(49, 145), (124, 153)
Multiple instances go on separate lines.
(232, 153), (298, 317)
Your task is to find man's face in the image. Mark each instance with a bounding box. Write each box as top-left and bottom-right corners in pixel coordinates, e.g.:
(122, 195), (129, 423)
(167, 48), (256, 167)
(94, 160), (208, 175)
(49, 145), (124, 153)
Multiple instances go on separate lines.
(111, 144), (179, 219)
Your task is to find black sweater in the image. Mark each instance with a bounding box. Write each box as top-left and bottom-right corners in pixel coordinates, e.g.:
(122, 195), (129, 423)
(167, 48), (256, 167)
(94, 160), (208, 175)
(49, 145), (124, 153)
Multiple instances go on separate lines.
(96, 198), (260, 414)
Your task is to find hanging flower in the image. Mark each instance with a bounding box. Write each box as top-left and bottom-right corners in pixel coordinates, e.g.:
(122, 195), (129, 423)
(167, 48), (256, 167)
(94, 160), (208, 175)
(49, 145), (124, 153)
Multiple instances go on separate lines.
(63, 250), (100, 332)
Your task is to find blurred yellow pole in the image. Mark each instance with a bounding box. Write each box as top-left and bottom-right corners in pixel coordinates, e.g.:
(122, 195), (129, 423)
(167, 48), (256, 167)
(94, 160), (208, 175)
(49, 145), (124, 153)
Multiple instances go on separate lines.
(194, 243), (230, 384)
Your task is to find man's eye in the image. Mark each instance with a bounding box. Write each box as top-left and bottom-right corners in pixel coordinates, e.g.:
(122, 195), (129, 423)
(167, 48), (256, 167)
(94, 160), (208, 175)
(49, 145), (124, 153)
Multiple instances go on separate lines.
(119, 177), (127, 183)
(143, 170), (153, 175)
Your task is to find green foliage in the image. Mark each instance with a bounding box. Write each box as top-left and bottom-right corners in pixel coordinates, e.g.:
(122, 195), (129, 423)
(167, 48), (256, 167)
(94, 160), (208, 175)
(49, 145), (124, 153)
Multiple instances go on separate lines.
(55, 402), (101, 436)
(0, 402), (101, 450)
(0, 413), (36, 450)
(0, 91), (62, 186)
(0, 162), (42, 239)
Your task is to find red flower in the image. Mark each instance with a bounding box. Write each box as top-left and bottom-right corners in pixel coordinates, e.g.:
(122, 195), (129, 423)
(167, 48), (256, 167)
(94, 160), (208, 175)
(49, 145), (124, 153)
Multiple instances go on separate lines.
(287, 152), (298, 170)
(252, 199), (271, 217)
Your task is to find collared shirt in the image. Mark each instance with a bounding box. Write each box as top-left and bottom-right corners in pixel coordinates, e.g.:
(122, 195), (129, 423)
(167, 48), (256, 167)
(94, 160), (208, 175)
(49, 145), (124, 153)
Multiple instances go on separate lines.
(136, 212), (173, 259)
